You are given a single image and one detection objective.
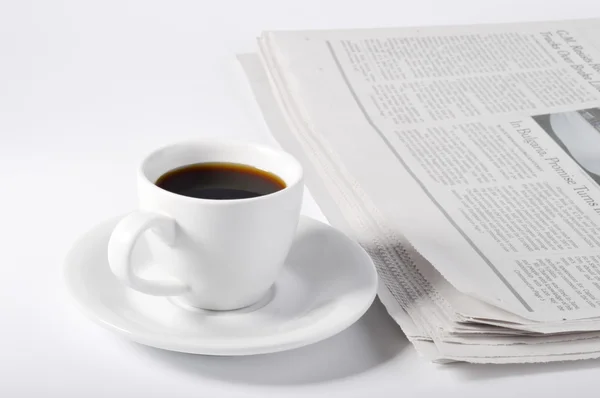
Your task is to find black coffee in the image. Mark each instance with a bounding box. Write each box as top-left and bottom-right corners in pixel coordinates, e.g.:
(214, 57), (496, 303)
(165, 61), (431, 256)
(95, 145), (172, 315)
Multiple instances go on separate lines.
(155, 162), (286, 200)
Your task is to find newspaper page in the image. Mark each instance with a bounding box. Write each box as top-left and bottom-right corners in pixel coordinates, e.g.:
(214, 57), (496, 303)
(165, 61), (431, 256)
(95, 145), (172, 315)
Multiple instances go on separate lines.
(238, 51), (600, 363)
(257, 19), (600, 323)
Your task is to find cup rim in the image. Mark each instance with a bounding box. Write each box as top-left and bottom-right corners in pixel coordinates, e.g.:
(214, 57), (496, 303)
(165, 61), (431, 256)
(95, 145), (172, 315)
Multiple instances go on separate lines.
(138, 139), (303, 205)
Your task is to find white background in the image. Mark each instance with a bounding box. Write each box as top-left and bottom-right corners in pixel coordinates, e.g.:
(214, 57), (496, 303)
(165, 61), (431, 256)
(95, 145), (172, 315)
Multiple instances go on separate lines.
(3, 1), (600, 397)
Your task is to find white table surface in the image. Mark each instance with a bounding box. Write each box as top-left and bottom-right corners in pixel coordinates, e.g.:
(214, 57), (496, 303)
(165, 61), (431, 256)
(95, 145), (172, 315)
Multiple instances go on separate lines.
(3, 1), (600, 396)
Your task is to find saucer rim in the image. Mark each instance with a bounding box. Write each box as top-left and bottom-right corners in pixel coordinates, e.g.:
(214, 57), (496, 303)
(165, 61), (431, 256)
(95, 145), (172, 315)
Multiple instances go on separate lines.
(63, 215), (378, 356)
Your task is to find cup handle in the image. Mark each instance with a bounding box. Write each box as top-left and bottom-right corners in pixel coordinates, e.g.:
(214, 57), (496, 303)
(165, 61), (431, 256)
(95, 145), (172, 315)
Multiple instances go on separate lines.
(108, 211), (189, 296)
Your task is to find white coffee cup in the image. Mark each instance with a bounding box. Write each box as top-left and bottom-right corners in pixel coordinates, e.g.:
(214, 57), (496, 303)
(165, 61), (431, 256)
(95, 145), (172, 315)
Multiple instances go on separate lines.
(107, 140), (304, 311)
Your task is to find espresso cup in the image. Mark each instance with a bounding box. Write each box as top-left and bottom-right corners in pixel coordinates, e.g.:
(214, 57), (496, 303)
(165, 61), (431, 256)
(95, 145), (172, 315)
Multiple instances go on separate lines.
(107, 141), (303, 311)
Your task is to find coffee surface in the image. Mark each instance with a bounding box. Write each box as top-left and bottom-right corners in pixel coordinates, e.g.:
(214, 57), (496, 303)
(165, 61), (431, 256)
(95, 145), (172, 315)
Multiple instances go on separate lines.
(155, 162), (286, 200)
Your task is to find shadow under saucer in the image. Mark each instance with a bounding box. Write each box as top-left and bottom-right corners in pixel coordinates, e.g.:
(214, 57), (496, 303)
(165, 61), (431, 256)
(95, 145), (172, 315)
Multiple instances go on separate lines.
(126, 298), (409, 385)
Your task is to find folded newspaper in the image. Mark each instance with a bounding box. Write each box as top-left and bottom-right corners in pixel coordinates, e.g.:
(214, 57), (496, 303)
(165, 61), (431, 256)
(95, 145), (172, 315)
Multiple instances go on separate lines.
(238, 18), (600, 363)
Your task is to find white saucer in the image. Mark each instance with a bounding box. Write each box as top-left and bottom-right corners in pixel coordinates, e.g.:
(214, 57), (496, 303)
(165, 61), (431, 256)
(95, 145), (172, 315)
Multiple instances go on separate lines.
(64, 215), (378, 355)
